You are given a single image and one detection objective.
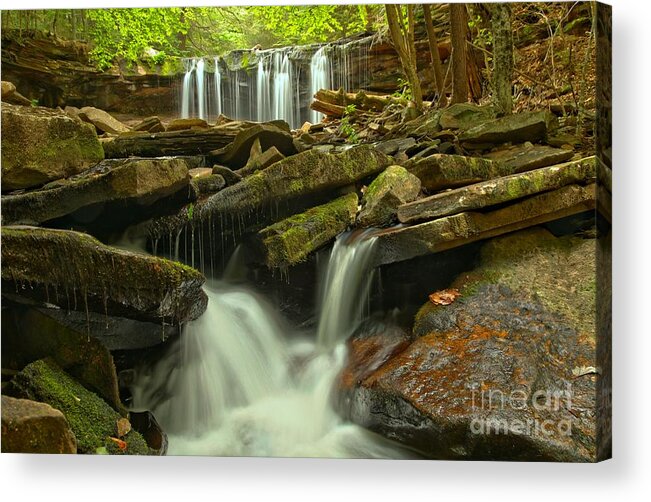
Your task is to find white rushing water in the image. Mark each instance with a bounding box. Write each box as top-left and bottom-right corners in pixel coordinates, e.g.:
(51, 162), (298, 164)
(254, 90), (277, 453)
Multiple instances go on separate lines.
(309, 46), (330, 124)
(131, 232), (408, 458)
(178, 39), (370, 127)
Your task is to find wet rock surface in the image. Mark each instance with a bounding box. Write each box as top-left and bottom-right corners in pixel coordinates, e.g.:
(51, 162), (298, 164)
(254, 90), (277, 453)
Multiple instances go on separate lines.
(257, 192), (358, 268)
(1, 226), (207, 325)
(340, 229), (599, 461)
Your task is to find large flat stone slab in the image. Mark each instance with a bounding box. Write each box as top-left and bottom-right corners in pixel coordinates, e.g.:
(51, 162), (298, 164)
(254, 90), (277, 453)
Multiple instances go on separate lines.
(398, 157), (595, 223)
(372, 183), (596, 267)
(459, 110), (557, 144)
(1, 226), (207, 325)
(102, 120), (254, 158)
(1, 157), (190, 226)
(196, 145), (390, 220)
(484, 144), (574, 173)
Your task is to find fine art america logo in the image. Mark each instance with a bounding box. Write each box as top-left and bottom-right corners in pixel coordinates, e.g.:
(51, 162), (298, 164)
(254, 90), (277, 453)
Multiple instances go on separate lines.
(469, 383), (574, 437)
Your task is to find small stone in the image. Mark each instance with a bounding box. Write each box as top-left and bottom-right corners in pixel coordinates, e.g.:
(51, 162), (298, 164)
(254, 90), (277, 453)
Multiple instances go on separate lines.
(116, 418), (132, 438)
(1, 395), (77, 454)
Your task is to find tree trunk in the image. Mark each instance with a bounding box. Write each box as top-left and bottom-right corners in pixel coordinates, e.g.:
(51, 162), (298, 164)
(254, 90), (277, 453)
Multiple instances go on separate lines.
(385, 4), (423, 112)
(450, 3), (469, 104)
(423, 4), (447, 106)
(490, 3), (514, 115)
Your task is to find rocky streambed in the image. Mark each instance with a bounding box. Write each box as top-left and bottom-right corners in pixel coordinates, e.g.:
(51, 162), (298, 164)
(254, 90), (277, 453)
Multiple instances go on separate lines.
(1, 85), (610, 460)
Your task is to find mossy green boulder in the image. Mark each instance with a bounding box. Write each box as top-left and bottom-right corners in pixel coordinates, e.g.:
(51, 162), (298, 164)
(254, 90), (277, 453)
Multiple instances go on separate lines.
(258, 192), (359, 268)
(8, 359), (152, 455)
(358, 165), (421, 227)
(1, 103), (104, 190)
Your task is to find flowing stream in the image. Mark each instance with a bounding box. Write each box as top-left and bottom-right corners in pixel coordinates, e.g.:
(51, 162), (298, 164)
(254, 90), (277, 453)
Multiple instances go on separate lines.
(131, 231), (409, 458)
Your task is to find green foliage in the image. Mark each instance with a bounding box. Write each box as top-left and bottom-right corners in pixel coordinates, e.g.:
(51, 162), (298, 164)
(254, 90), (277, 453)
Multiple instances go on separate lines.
(468, 14), (493, 49)
(248, 5), (377, 46)
(86, 8), (188, 69)
(2, 5), (384, 69)
(339, 104), (359, 144)
(186, 203), (194, 221)
(393, 77), (413, 101)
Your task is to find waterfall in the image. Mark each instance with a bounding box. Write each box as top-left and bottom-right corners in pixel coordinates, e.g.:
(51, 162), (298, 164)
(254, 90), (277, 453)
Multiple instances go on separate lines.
(272, 51), (293, 126)
(180, 58), (196, 119)
(178, 37), (372, 128)
(131, 231), (407, 458)
(256, 58), (271, 123)
(213, 57), (222, 117)
(196, 58), (206, 120)
(316, 230), (378, 349)
(309, 46), (330, 124)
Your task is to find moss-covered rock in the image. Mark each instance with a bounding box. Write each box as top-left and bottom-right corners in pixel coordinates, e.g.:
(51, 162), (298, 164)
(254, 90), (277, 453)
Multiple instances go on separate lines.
(373, 183), (596, 267)
(1, 226), (207, 324)
(398, 157), (596, 223)
(1, 395), (77, 454)
(7, 359), (152, 455)
(2, 305), (124, 412)
(358, 165), (421, 227)
(258, 192), (359, 268)
(341, 228), (599, 461)
(404, 154), (507, 192)
(1, 102), (104, 190)
(1, 157), (190, 226)
(198, 145), (390, 220)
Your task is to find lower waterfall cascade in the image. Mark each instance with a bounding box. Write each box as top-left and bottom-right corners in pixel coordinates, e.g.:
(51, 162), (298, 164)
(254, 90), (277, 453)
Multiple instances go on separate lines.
(130, 231), (411, 458)
(179, 38), (370, 129)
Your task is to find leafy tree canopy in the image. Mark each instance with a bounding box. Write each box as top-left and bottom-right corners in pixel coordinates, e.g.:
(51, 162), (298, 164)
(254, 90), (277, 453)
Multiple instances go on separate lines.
(2, 5), (383, 69)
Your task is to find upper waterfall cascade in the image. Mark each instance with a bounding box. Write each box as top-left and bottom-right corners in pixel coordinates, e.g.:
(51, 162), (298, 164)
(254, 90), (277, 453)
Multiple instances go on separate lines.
(179, 40), (370, 129)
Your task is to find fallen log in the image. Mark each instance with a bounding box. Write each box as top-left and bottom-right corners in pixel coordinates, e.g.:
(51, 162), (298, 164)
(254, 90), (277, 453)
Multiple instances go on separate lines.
(398, 157), (595, 223)
(103, 121), (256, 158)
(372, 183), (596, 267)
(310, 88), (402, 118)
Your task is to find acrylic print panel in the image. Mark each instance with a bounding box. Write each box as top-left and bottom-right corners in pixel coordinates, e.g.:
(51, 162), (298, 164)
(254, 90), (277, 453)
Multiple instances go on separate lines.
(0, 2), (611, 461)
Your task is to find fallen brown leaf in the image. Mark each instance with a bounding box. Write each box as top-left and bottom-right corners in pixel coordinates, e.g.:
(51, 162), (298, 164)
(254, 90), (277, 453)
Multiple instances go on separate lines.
(429, 288), (461, 306)
(109, 436), (127, 452)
